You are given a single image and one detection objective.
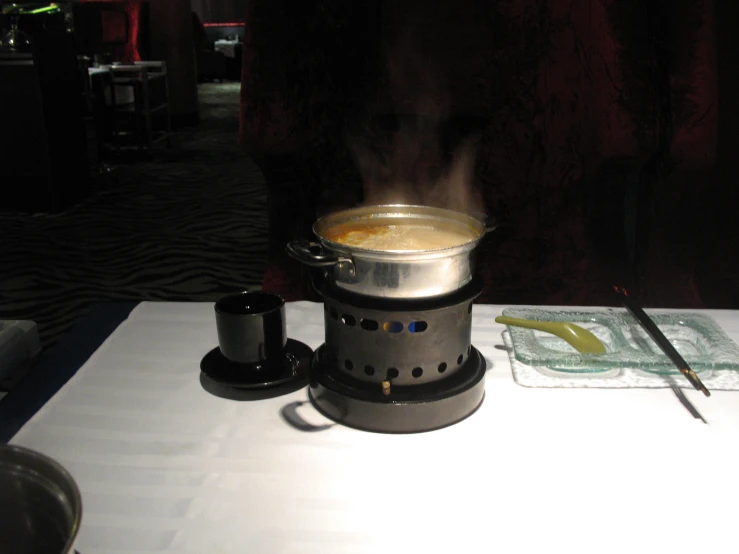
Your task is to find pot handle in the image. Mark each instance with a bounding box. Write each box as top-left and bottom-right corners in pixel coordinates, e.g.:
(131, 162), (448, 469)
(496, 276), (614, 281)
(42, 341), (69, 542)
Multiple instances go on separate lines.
(483, 216), (499, 234)
(286, 241), (351, 267)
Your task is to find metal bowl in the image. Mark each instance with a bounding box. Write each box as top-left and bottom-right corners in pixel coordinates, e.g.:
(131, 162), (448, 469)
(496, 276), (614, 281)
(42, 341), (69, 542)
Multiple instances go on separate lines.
(286, 205), (497, 298)
(0, 444), (82, 554)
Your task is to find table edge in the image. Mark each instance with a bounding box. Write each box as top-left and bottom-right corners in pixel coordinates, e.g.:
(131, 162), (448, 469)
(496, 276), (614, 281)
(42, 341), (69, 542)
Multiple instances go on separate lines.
(0, 302), (139, 443)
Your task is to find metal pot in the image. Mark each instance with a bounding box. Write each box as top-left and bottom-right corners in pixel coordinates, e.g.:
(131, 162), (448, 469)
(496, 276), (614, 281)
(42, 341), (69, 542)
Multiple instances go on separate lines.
(286, 204), (496, 298)
(0, 444), (82, 554)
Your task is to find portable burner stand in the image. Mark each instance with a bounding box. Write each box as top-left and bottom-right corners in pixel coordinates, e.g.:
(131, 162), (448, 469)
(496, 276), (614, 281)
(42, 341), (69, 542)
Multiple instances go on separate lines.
(309, 278), (486, 433)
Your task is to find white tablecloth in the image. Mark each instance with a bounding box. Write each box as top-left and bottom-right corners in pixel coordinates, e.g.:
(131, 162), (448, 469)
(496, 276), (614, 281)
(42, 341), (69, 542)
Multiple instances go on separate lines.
(10, 302), (739, 554)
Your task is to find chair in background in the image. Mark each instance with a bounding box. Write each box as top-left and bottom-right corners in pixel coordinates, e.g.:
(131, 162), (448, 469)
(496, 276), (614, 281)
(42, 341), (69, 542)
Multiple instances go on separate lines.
(105, 61), (172, 154)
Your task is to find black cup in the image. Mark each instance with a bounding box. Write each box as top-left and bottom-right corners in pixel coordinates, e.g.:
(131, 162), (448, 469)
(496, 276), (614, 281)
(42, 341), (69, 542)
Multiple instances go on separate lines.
(215, 291), (287, 368)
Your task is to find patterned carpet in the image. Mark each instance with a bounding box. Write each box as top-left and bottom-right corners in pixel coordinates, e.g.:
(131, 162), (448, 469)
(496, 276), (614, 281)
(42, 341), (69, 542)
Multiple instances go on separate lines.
(0, 83), (268, 351)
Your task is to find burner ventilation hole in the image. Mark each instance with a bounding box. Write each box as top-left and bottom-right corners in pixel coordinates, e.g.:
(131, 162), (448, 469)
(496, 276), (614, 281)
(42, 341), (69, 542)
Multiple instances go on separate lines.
(438, 362), (447, 373)
(344, 359), (354, 371)
(341, 314), (356, 326)
(408, 321), (428, 333)
(412, 367), (423, 378)
(457, 354), (464, 365)
(386, 368), (399, 379)
(382, 321), (403, 333)
(364, 365), (375, 376)
(360, 319), (379, 331)
(329, 307), (339, 320)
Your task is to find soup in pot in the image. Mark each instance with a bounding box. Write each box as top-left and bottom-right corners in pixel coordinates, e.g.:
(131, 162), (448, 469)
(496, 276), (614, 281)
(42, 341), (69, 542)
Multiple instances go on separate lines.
(323, 220), (478, 251)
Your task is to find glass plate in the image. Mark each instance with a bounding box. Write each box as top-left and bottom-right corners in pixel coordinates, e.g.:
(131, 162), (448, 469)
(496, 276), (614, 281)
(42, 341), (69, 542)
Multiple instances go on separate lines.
(502, 308), (739, 375)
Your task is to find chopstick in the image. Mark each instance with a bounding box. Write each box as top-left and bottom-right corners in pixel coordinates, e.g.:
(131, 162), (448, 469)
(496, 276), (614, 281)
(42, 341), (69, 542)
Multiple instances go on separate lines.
(613, 286), (711, 397)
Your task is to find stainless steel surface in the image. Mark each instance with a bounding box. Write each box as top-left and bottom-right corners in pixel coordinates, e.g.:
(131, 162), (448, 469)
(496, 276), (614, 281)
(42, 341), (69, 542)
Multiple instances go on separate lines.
(0, 444), (82, 554)
(287, 204), (494, 298)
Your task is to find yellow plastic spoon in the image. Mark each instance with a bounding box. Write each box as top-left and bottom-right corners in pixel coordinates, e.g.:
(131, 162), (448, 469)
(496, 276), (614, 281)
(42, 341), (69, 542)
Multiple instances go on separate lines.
(495, 315), (607, 354)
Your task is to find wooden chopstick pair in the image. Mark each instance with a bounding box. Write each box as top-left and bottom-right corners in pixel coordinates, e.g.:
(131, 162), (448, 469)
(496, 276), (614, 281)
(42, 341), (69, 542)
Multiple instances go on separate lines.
(613, 286), (711, 397)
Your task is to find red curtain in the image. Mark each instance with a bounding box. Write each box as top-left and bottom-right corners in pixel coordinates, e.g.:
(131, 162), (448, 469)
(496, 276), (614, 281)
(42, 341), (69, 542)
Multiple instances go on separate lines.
(78, 0), (143, 62)
(241, 0), (719, 307)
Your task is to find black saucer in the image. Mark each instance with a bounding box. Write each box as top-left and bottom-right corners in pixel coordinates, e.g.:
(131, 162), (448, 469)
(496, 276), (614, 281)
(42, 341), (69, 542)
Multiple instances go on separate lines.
(200, 339), (313, 390)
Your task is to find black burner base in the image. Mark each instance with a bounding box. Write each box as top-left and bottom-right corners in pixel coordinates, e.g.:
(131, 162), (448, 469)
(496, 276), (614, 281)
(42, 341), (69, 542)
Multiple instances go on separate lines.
(309, 345), (487, 433)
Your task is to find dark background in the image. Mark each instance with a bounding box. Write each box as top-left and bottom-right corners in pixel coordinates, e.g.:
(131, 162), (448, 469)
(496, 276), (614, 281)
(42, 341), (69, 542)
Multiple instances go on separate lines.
(191, 0), (245, 24)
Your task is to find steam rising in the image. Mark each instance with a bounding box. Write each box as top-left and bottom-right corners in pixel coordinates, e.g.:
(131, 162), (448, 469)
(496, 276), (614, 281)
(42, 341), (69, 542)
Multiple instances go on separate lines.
(349, 24), (484, 216)
(353, 135), (483, 216)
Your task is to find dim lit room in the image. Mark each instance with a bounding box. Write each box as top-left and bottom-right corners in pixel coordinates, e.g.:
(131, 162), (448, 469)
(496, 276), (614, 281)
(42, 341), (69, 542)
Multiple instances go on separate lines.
(1, 1), (738, 552)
